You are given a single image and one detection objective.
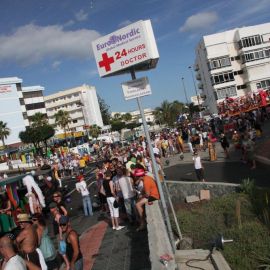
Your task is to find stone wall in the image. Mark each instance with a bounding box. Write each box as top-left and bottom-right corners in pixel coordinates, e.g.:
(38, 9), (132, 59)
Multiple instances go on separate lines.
(166, 180), (239, 203)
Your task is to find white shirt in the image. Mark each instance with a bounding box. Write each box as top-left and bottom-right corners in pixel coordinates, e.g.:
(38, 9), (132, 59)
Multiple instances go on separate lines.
(76, 181), (90, 196)
(118, 176), (135, 199)
(153, 147), (160, 155)
(3, 255), (26, 270)
(193, 156), (202, 169)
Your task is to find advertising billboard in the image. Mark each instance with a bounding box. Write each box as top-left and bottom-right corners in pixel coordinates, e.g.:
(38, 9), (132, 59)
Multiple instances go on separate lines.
(92, 20), (159, 77)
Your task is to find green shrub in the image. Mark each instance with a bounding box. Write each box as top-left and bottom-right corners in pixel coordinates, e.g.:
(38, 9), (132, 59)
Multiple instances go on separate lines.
(173, 193), (270, 270)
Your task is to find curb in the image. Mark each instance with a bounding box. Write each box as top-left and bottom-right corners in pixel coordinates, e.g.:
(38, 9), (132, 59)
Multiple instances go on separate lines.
(255, 155), (270, 165)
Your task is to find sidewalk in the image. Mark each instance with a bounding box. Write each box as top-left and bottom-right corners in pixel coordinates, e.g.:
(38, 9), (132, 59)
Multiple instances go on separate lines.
(65, 187), (151, 270)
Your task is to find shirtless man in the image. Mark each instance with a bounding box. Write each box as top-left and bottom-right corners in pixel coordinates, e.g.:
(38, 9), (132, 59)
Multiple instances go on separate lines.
(15, 214), (42, 269)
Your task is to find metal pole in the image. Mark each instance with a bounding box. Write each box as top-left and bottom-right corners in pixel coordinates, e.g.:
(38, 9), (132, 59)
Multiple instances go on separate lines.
(164, 180), (183, 240)
(188, 66), (200, 108)
(130, 69), (176, 253)
(181, 77), (189, 104)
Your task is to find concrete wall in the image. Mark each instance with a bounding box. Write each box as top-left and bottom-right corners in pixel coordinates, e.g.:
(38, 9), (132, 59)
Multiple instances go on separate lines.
(145, 201), (177, 270)
(166, 180), (239, 203)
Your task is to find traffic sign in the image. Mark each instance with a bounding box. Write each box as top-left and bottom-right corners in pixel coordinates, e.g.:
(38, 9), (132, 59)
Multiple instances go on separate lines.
(121, 77), (151, 100)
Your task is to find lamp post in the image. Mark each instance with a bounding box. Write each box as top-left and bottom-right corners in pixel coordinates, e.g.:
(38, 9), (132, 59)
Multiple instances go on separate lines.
(188, 66), (201, 111)
(181, 77), (189, 104)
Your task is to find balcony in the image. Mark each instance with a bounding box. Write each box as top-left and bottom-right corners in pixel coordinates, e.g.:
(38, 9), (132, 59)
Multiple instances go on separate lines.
(196, 73), (201, 80)
(194, 64), (199, 71)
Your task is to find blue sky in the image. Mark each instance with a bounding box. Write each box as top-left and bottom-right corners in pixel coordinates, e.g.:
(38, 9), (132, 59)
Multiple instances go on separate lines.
(0, 0), (270, 113)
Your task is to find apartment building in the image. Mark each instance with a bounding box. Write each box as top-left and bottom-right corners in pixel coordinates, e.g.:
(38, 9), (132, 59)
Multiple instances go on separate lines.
(0, 77), (28, 146)
(194, 22), (270, 114)
(22, 86), (47, 121)
(44, 84), (103, 135)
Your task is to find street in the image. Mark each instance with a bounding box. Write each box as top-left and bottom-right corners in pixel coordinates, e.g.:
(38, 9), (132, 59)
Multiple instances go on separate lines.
(164, 160), (270, 187)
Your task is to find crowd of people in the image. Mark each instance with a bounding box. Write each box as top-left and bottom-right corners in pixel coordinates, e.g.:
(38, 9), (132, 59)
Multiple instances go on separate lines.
(0, 105), (268, 269)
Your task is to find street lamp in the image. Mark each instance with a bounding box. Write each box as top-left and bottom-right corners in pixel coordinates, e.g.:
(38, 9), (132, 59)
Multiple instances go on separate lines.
(188, 66), (201, 110)
(181, 77), (189, 104)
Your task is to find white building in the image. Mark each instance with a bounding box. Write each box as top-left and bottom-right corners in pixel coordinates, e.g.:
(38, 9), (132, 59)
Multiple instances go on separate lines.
(194, 22), (270, 114)
(22, 86), (47, 120)
(0, 77), (28, 146)
(44, 84), (103, 135)
(111, 108), (155, 123)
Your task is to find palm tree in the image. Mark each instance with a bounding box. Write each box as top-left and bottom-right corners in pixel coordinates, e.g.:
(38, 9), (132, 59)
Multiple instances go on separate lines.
(88, 125), (101, 139)
(122, 113), (132, 122)
(154, 100), (186, 127)
(113, 113), (122, 120)
(0, 121), (10, 148)
(29, 112), (48, 128)
(154, 100), (173, 126)
(54, 110), (71, 139)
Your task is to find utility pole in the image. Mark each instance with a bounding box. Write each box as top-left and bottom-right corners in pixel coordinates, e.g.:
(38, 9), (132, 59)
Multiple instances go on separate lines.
(181, 77), (189, 104)
(188, 66), (201, 111)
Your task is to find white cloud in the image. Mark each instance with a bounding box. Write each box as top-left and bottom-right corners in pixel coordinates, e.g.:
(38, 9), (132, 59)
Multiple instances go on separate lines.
(118, 20), (133, 28)
(0, 23), (101, 65)
(64, 20), (75, 27)
(75, 9), (88, 22)
(52, 60), (61, 69)
(180, 11), (219, 32)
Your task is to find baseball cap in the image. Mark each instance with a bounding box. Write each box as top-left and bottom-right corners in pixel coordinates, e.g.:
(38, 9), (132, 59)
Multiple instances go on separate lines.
(59, 215), (69, 225)
(133, 168), (145, 177)
(49, 202), (57, 209)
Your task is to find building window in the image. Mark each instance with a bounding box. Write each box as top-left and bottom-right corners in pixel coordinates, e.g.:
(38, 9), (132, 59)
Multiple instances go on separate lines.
(216, 86), (237, 99)
(208, 56), (231, 70)
(211, 71), (234, 85)
(239, 35), (262, 48)
(23, 91), (42, 98)
(19, 98), (25, 105)
(25, 102), (45, 111)
(237, 85), (247, 90)
(241, 47), (270, 63)
(72, 120), (78, 123)
(256, 79), (270, 90)
(22, 112), (28, 120)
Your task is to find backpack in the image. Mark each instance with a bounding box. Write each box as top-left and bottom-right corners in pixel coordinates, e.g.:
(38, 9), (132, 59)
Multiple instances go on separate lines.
(40, 228), (57, 261)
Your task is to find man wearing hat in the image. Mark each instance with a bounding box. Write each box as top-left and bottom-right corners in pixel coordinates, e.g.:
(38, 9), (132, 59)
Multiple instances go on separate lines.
(59, 215), (83, 270)
(16, 213), (45, 269)
(134, 169), (160, 231)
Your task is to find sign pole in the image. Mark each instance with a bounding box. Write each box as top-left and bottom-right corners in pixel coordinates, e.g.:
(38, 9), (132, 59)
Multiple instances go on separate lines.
(130, 69), (175, 253)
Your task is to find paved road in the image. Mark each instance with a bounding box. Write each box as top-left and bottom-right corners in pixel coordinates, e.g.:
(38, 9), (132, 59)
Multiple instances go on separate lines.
(164, 160), (270, 187)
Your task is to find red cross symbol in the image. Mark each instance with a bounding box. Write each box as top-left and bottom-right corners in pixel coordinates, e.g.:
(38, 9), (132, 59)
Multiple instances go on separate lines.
(98, 53), (114, 72)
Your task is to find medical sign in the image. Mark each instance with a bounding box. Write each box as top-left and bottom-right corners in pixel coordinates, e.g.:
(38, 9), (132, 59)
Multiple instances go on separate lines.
(122, 77), (151, 100)
(92, 20), (159, 77)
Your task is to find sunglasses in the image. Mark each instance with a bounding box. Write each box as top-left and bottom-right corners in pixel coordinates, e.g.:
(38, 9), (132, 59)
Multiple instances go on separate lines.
(60, 224), (67, 227)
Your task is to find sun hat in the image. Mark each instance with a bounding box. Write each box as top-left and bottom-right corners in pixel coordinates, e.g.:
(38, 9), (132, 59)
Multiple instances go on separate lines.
(133, 168), (145, 177)
(17, 213), (31, 223)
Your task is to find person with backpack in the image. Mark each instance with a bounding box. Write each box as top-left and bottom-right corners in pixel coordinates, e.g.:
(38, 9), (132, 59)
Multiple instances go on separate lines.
(32, 214), (59, 270)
